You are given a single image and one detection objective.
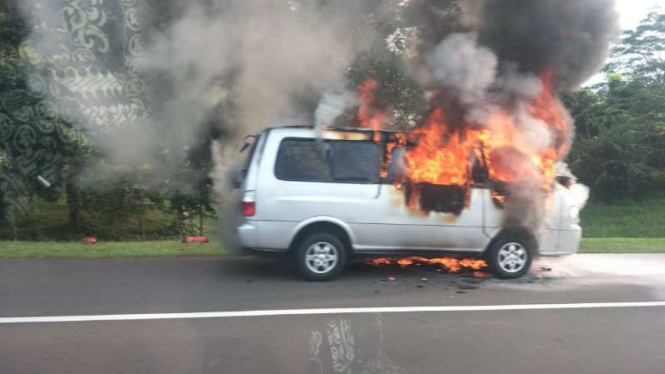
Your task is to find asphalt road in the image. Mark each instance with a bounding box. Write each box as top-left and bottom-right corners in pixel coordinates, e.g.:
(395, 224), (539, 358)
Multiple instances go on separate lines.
(2, 253), (665, 374)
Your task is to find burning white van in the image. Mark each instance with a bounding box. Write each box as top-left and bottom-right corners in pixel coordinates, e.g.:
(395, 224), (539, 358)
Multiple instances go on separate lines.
(235, 126), (582, 281)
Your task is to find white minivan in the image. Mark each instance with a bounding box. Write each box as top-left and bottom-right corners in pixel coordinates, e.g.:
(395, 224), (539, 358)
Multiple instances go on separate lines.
(235, 126), (582, 281)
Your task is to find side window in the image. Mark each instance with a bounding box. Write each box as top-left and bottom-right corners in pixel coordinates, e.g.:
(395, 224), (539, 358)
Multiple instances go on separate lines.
(274, 139), (332, 182)
(274, 138), (381, 184)
(330, 142), (381, 184)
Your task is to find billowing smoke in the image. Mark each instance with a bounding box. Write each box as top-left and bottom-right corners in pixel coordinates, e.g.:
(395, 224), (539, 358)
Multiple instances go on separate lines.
(410, 0), (620, 91)
(390, 0), (620, 232)
(16, 0), (377, 187)
(476, 0), (621, 91)
(424, 33), (497, 107)
(149, 1), (377, 187)
(314, 88), (358, 130)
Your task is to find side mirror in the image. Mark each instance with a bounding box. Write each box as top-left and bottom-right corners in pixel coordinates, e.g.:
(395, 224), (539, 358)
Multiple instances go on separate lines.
(239, 135), (257, 153)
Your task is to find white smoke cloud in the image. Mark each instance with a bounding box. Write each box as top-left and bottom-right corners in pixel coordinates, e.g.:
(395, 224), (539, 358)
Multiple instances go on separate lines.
(16, 0), (379, 187)
(314, 89), (358, 129)
(425, 33), (497, 106)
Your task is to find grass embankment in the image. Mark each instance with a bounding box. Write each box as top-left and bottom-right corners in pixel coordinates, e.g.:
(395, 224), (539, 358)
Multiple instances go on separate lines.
(577, 193), (665, 254)
(579, 238), (665, 253)
(0, 240), (224, 259)
(580, 195), (665, 238)
(0, 198), (225, 258)
(1, 194), (663, 258)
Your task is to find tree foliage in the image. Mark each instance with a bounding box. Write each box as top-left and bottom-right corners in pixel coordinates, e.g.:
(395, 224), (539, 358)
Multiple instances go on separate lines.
(565, 10), (665, 201)
(0, 0), (218, 238)
(606, 11), (665, 82)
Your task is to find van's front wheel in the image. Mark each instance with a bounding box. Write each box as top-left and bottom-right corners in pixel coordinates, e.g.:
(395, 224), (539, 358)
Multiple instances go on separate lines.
(295, 233), (347, 281)
(486, 235), (534, 279)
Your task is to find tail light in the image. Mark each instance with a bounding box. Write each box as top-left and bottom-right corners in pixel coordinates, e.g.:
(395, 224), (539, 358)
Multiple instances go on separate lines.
(242, 191), (256, 217)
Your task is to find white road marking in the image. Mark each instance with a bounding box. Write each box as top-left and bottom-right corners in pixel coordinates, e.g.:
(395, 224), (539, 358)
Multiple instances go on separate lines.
(2, 301), (665, 324)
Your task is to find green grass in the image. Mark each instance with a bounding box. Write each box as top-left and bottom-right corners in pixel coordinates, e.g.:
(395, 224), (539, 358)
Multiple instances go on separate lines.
(579, 238), (665, 253)
(580, 194), (665, 238)
(0, 240), (225, 259)
(573, 194), (665, 253)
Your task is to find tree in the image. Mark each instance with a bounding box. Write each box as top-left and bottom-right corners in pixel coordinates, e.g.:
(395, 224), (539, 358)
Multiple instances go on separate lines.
(565, 10), (665, 201)
(607, 11), (665, 83)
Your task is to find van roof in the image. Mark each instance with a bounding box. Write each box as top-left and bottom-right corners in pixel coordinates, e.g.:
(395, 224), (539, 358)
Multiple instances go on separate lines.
(264, 125), (406, 134)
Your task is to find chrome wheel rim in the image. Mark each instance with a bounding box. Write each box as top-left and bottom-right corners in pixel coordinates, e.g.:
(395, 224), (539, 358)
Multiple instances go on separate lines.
(305, 242), (339, 274)
(498, 242), (528, 273)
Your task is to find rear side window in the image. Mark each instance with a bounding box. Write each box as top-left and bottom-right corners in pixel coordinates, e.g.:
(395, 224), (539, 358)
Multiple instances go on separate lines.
(274, 139), (332, 182)
(330, 141), (381, 183)
(275, 138), (380, 184)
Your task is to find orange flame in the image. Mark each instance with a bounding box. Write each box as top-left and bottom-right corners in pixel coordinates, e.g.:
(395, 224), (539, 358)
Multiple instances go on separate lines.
(397, 258), (414, 266)
(358, 79), (381, 131)
(358, 78), (390, 143)
(401, 70), (571, 192)
(370, 256), (487, 273)
(371, 258), (391, 265)
(404, 108), (477, 186)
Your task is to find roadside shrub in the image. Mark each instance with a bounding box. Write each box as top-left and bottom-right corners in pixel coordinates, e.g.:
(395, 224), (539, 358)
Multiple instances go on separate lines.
(570, 124), (654, 201)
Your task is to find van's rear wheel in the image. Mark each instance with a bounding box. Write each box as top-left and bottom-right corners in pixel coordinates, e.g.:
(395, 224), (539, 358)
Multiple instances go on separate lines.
(486, 234), (534, 279)
(295, 233), (347, 281)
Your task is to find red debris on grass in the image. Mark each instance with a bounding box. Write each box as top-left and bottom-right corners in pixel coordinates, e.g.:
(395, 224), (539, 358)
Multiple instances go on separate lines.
(185, 236), (209, 244)
(81, 237), (97, 244)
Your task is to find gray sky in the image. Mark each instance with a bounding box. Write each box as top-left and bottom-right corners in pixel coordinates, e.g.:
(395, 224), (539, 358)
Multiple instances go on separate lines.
(582, 0), (661, 86)
(615, 0), (662, 29)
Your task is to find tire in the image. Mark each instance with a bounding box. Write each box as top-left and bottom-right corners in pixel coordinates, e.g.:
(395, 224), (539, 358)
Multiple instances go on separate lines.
(485, 233), (535, 279)
(295, 232), (347, 281)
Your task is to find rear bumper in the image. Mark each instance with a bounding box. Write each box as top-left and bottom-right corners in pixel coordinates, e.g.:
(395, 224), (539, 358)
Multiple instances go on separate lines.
(539, 225), (582, 256)
(556, 224), (582, 255)
(237, 220), (294, 252)
(237, 222), (260, 248)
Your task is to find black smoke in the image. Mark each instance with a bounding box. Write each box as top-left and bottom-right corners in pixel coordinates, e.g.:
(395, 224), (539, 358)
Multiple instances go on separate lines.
(477, 0), (620, 91)
(408, 0), (620, 91)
